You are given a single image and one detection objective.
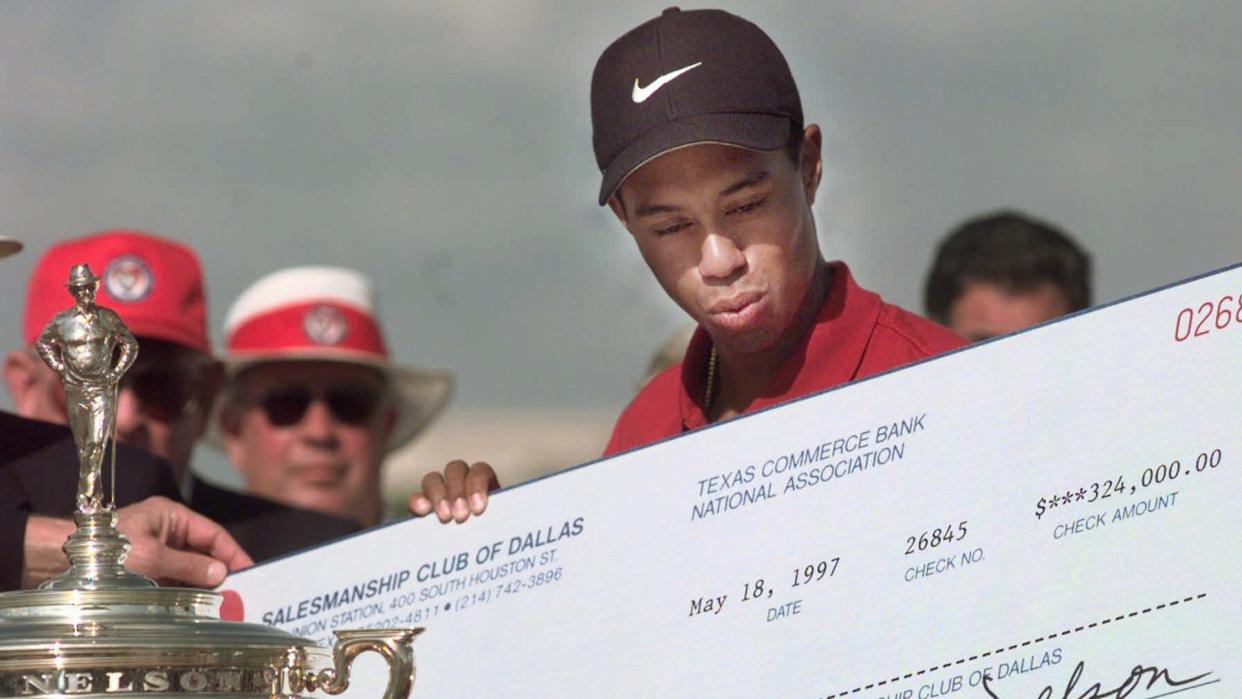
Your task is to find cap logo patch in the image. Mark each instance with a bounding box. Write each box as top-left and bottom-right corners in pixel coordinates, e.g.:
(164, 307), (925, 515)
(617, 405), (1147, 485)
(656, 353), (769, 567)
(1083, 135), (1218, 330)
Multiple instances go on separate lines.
(103, 255), (153, 302)
(632, 61), (702, 104)
(303, 305), (348, 346)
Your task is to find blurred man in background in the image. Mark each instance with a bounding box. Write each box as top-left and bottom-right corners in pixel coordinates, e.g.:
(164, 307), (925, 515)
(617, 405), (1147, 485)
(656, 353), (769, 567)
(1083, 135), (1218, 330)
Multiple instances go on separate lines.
(4, 231), (360, 561)
(923, 210), (1092, 341)
(216, 266), (494, 528)
(1, 233), (251, 590)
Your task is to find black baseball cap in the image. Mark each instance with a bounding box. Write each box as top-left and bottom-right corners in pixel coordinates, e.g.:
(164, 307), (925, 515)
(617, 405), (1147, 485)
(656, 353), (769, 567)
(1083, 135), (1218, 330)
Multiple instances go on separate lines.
(591, 7), (803, 205)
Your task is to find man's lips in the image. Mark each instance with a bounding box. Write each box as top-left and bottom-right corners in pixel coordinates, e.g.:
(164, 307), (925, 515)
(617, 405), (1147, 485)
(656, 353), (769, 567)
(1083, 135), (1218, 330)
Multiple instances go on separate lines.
(706, 291), (766, 331)
(293, 464), (347, 486)
(707, 291), (763, 315)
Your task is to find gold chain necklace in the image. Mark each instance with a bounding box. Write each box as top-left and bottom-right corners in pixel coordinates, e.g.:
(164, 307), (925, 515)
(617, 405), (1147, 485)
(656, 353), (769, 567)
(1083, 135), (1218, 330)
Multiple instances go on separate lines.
(704, 345), (718, 412)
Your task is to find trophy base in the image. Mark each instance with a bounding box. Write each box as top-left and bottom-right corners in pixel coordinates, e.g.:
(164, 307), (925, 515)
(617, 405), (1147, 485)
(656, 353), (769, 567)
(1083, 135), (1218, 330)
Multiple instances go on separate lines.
(0, 587), (322, 697)
(0, 587), (420, 698)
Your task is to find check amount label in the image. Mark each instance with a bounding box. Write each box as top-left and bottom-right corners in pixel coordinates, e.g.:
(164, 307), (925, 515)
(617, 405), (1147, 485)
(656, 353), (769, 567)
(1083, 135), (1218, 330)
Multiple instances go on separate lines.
(225, 264), (1241, 698)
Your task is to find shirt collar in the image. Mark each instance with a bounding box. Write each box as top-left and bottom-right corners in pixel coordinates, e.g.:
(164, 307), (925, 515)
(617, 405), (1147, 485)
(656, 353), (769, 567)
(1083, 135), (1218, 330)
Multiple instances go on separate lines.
(677, 261), (881, 431)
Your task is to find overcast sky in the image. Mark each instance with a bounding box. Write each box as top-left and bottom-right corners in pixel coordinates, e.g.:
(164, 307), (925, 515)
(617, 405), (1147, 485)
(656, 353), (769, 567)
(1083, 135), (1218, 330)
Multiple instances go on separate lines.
(3, 1), (1240, 418)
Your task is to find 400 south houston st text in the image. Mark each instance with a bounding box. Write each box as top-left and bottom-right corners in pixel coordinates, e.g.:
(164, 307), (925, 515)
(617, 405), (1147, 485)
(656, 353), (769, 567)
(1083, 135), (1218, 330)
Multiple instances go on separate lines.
(261, 517), (586, 626)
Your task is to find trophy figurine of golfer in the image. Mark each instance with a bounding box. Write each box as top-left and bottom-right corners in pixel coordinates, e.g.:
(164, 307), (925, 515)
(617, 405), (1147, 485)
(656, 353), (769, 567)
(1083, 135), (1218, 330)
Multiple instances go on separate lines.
(32, 264), (149, 590)
(0, 263), (422, 698)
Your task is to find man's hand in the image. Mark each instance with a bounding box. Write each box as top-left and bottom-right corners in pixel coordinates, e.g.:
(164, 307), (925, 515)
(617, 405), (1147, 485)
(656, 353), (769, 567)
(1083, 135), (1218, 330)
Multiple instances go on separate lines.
(22, 497), (252, 589)
(407, 460), (499, 524)
(118, 496), (253, 587)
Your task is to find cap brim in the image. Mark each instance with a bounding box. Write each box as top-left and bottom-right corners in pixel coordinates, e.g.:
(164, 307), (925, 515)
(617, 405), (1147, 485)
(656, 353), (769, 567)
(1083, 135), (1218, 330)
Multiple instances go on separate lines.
(211, 351), (454, 454)
(597, 112), (793, 205)
(0, 236), (24, 260)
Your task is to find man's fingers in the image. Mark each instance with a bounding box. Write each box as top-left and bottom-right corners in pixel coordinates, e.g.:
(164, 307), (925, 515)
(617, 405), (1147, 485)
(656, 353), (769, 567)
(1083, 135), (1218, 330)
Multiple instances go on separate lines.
(421, 465), (453, 523)
(113, 497), (247, 587)
(175, 505), (254, 572)
(443, 460), (469, 502)
(465, 462), (499, 515)
(408, 492), (432, 516)
(149, 548), (230, 589)
(420, 465), (451, 502)
(414, 460), (496, 524)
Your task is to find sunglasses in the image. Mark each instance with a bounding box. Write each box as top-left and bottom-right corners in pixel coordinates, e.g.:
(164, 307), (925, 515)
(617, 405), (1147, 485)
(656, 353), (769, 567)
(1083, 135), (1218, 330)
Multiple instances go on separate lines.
(254, 383), (385, 427)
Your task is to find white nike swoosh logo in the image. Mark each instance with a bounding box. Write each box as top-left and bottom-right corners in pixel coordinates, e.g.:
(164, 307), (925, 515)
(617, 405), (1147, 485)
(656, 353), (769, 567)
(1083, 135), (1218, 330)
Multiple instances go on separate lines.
(631, 62), (703, 104)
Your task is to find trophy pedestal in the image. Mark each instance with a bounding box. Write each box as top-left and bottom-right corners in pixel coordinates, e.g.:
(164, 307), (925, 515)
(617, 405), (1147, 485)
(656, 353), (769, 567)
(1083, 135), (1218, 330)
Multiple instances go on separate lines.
(39, 511), (155, 591)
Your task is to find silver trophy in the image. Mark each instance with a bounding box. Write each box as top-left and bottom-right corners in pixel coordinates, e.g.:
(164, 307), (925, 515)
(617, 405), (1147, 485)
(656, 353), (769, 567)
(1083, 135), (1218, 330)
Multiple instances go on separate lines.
(0, 264), (422, 697)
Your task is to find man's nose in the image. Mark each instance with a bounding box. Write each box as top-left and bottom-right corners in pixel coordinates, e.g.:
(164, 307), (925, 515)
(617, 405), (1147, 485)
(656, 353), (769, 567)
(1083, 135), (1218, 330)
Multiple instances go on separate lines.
(296, 399), (339, 444)
(699, 232), (747, 281)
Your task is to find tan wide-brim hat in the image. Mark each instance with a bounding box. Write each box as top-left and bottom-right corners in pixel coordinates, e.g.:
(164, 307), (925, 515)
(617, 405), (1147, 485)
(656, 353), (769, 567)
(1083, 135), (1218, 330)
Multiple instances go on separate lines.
(217, 266), (453, 452)
(0, 236), (23, 260)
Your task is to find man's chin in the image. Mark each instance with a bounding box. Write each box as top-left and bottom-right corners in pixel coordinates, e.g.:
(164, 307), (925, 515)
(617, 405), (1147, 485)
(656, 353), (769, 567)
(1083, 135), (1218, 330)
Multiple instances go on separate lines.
(284, 488), (352, 519)
(708, 328), (780, 357)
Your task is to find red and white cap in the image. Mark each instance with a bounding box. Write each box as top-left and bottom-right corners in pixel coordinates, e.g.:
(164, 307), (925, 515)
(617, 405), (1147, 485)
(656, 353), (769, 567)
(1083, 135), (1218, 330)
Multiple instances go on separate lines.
(222, 266), (453, 451)
(24, 230), (210, 352)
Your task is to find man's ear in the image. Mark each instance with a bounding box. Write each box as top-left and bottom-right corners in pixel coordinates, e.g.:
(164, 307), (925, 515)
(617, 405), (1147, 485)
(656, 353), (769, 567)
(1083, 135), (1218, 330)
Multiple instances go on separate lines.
(4, 350), (47, 417)
(799, 124), (824, 206)
(197, 361), (226, 413)
(220, 405), (248, 474)
(379, 404), (398, 443)
(188, 360), (226, 439)
(606, 191), (629, 227)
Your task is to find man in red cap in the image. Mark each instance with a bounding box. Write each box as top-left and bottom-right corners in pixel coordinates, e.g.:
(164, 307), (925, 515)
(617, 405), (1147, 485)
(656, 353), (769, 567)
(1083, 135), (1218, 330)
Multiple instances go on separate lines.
(421, 9), (963, 519)
(216, 266), (496, 527)
(4, 230), (360, 561)
(1, 234), (252, 591)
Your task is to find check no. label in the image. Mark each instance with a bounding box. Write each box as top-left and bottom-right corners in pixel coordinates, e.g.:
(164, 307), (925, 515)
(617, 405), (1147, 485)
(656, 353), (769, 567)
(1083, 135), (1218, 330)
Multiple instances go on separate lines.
(226, 264), (1241, 698)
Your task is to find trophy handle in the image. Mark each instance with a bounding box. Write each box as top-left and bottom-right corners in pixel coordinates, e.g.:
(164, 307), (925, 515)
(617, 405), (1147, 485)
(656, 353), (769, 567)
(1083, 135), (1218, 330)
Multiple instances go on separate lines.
(303, 628), (424, 699)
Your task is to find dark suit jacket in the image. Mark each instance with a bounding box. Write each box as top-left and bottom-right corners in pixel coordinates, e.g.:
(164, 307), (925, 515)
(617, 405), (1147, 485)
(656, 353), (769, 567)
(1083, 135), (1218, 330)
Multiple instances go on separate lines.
(187, 476), (360, 564)
(0, 411), (180, 590)
(1, 411), (361, 590)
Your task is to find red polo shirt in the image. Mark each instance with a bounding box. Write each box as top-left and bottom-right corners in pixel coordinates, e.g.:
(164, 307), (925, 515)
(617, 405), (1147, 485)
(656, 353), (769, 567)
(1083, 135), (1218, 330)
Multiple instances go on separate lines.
(604, 262), (965, 456)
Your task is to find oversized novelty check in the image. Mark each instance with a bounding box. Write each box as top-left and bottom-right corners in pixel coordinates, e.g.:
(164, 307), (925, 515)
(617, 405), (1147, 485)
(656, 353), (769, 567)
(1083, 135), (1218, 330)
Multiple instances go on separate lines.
(226, 264), (1241, 698)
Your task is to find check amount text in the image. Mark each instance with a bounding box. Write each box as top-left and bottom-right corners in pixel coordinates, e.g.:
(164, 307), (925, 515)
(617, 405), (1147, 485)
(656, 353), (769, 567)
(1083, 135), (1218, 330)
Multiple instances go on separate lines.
(1034, 447), (1222, 520)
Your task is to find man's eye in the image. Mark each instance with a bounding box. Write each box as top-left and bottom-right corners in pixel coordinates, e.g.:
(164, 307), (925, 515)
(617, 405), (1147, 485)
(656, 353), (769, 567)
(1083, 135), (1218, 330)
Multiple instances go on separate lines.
(728, 197), (767, 215)
(654, 222), (690, 236)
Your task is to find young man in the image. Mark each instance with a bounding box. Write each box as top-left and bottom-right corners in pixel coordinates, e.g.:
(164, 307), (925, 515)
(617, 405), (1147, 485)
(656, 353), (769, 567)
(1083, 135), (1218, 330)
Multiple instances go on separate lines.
(412, 8), (963, 517)
(924, 210), (1092, 341)
(217, 266), (496, 527)
(5, 231), (361, 560)
(593, 8), (964, 454)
